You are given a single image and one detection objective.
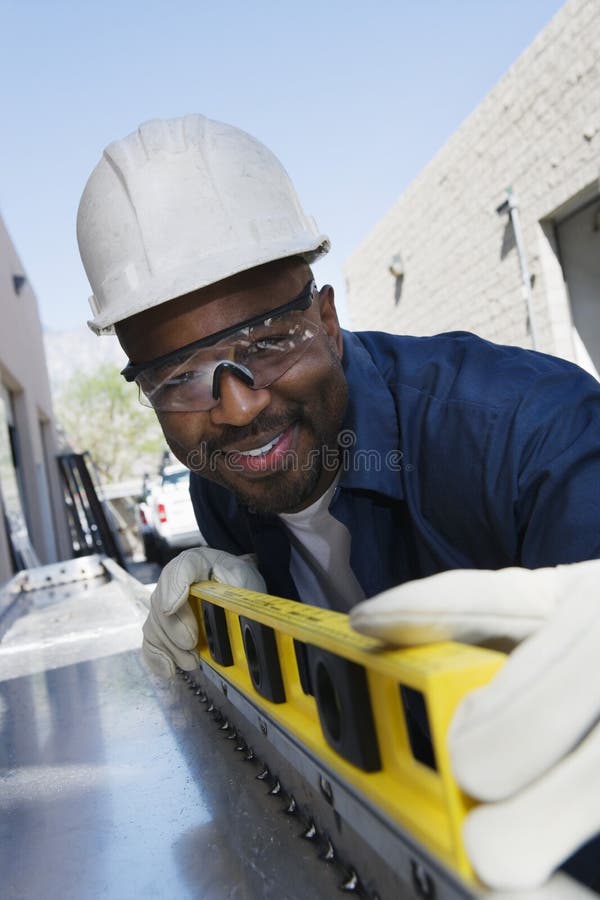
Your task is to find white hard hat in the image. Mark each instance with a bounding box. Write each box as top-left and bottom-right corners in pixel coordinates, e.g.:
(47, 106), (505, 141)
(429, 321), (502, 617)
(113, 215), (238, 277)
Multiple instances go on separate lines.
(77, 114), (330, 334)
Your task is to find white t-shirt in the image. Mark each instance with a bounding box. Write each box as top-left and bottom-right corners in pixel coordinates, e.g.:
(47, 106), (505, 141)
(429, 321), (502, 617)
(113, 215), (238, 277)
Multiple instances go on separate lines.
(278, 476), (365, 612)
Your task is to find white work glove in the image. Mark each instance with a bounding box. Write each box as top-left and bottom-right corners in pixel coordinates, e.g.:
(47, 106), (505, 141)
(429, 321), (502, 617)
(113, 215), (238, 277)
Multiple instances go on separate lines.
(349, 561), (600, 892)
(142, 547), (266, 678)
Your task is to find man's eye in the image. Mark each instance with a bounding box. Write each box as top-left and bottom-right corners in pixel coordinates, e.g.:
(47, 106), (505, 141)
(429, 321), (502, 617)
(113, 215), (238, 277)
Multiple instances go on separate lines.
(164, 369), (202, 386)
(244, 336), (291, 356)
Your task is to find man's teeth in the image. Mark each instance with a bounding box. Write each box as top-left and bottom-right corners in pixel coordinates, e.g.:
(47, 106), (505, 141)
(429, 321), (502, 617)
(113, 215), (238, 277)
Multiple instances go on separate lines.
(236, 432), (284, 457)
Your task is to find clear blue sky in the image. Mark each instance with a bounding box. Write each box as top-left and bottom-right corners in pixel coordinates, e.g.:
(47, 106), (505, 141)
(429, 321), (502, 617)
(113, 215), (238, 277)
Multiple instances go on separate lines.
(0, 0), (566, 332)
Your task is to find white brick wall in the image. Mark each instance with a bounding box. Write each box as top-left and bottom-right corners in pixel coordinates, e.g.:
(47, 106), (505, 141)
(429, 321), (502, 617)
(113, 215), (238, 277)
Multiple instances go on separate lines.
(344, 0), (600, 362)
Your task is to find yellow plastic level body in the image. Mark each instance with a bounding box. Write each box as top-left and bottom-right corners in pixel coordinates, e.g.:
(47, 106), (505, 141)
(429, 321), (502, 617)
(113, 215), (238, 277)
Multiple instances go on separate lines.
(189, 582), (504, 884)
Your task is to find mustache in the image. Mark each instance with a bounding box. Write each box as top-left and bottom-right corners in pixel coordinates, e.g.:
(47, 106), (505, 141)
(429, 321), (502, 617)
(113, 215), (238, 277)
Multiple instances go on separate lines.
(206, 410), (302, 455)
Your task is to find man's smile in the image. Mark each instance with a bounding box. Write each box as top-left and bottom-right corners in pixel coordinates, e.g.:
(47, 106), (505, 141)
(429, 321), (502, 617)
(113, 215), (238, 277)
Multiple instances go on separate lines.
(223, 423), (298, 475)
(231, 430), (286, 457)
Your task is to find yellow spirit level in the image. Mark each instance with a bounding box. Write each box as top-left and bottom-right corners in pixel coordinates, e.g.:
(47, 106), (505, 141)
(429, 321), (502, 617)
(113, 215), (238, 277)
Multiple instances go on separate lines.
(188, 582), (505, 898)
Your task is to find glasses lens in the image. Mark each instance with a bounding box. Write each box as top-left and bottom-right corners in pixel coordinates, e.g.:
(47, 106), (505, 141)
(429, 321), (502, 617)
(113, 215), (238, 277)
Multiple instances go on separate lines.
(136, 356), (216, 411)
(234, 315), (320, 388)
(136, 311), (321, 412)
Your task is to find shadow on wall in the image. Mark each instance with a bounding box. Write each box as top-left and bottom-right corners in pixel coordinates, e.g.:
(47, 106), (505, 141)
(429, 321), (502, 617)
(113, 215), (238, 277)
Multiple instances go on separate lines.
(393, 273), (404, 306)
(500, 219), (516, 260)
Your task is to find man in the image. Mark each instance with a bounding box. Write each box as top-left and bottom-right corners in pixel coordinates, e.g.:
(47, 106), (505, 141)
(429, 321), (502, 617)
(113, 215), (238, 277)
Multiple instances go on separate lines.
(77, 114), (600, 891)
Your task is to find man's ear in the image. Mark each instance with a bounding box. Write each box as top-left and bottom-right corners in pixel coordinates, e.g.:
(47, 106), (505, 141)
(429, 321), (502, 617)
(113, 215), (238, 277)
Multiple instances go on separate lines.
(317, 285), (343, 358)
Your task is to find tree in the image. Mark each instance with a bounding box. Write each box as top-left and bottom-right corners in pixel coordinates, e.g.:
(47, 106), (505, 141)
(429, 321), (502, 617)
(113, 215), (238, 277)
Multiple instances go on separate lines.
(55, 362), (167, 482)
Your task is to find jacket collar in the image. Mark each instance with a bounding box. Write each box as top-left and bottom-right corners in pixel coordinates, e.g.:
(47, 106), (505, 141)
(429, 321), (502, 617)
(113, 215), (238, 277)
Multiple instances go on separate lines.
(337, 330), (404, 501)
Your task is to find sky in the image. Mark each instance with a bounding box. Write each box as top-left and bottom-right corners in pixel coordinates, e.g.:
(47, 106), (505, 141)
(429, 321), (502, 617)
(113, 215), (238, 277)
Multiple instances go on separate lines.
(0, 0), (566, 333)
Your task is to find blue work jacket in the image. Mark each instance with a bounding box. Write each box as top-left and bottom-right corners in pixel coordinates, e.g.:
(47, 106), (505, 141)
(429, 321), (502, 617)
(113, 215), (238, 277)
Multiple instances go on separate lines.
(190, 329), (600, 608)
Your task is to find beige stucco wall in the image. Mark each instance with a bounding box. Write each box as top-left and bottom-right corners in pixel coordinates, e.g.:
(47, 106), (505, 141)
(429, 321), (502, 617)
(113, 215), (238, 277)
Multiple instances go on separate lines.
(0, 213), (70, 583)
(344, 0), (599, 366)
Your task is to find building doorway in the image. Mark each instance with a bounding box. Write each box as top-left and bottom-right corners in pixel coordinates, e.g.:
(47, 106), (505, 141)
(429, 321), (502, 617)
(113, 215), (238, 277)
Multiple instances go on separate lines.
(556, 196), (600, 379)
(0, 387), (38, 570)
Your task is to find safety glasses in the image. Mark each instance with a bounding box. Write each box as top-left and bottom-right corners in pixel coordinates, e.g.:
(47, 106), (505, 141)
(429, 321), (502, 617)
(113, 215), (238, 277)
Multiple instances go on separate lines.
(121, 280), (321, 412)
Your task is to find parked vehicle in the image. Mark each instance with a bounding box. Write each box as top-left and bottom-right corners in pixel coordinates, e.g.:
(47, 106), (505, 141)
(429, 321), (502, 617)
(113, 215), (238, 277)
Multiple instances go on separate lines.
(136, 465), (205, 564)
(135, 498), (159, 563)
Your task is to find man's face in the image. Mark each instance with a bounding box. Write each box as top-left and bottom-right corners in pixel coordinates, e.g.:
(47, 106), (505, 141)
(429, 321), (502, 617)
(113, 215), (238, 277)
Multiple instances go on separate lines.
(116, 261), (348, 515)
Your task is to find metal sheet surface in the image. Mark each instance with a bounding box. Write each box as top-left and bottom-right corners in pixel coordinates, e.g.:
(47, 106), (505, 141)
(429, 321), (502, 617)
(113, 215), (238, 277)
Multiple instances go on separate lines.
(2, 562), (597, 900)
(0, 567), (345, 900)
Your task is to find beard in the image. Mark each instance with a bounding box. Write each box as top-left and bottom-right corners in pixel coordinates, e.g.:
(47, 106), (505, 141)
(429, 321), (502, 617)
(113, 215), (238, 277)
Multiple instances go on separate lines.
(225, 452), (325, 516)
(195, 406), (343, 515)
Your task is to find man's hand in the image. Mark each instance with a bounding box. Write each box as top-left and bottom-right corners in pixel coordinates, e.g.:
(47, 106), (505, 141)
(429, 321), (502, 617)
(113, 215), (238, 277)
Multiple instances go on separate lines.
(142, 547), (266, 678)
(349, 561), (600, 891)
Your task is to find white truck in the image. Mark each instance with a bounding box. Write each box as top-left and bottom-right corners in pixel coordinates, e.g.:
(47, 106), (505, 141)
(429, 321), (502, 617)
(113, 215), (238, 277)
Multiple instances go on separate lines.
(137, 464), (205, 564)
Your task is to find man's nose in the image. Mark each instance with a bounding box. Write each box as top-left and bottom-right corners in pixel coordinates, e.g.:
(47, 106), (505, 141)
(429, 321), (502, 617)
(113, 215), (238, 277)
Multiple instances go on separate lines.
(209, 369), (272, 426)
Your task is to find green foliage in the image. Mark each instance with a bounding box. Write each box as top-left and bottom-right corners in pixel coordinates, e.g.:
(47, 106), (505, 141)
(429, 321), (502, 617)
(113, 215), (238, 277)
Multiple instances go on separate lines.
(55, 362), (168, 482)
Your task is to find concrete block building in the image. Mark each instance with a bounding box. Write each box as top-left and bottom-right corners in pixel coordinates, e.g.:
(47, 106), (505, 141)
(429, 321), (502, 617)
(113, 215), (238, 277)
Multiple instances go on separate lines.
(0, 213), (70, 583)
(345, 0), (600, 379)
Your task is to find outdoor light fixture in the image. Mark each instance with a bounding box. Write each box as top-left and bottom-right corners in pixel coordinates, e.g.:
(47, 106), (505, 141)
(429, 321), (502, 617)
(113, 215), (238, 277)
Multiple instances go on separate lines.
(389, 253), (404, 278)
(12, 274), (27, 295)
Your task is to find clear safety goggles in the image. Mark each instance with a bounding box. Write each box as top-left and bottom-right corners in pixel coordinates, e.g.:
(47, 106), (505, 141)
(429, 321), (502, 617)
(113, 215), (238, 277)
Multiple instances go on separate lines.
(121, 280), (321, 412)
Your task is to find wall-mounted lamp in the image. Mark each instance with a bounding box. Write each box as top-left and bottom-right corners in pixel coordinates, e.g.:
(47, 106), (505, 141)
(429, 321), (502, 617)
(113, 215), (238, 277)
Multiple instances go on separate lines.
(389, 253), (404, 279)
(12, 274), (27, 295)
(389, 253), (404, 307)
